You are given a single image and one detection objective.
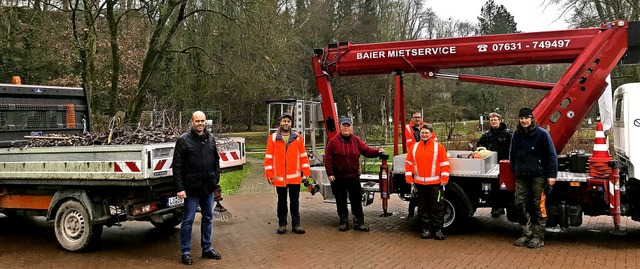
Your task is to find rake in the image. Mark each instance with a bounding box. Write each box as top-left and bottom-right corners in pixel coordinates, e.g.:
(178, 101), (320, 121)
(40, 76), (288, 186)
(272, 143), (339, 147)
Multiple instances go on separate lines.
(212, 185), (233, 221)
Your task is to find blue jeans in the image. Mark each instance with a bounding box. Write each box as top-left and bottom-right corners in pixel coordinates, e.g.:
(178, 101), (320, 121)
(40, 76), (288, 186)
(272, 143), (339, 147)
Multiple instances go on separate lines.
(180, 192), (214, 255)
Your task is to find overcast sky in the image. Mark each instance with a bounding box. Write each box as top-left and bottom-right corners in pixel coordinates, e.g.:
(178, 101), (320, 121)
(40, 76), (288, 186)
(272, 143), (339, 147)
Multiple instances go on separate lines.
(425, 0), (570, 33)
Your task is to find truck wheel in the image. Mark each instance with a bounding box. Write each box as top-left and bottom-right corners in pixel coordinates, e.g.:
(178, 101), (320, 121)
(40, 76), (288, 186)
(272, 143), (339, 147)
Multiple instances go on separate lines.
(442, 193), (468, 231)
(54, 200), (101, 251)
(150, 217), (182, 230)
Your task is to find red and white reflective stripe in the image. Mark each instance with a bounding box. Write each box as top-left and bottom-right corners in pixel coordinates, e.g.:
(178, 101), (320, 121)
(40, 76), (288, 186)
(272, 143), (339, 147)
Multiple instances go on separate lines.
(153, 158), (173, 171)
(609, 178), (615, 211)
(114, 161), (141, 173)
(219, 151), (242, 161)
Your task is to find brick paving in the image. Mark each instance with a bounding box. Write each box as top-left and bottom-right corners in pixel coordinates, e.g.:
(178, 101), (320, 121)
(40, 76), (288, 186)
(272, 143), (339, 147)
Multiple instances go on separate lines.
(237, 157), (275, 194)
(3, 158), (640, 269)
(212, 159), (640, 269)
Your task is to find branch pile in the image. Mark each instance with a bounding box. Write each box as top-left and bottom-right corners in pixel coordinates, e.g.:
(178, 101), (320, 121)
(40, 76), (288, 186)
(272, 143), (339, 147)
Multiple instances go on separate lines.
(23, 125), (182, 147)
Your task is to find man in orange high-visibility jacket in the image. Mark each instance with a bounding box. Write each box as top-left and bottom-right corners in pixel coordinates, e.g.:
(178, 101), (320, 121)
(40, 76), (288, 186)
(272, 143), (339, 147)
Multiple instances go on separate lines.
(264, 112), (311, 235)
(405, 110), (438, 152)
(405, 124), (450, 240)
(405, 110), (426, 150)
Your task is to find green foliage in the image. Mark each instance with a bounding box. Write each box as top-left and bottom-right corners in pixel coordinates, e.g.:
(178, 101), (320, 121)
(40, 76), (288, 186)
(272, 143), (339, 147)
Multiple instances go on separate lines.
(477, 0), (519, 35)
(2, 0), (635, 134)
(219, 163), (251, 195)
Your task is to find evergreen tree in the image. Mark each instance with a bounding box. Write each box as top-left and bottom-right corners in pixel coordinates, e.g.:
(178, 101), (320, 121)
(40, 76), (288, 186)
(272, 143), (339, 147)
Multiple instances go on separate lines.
(477, 0), (518, 35)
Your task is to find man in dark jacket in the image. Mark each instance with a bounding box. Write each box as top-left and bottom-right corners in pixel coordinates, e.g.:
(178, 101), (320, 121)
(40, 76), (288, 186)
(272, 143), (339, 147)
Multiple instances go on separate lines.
(173, 111), (222, 265)
(477, 112), (513, 217)
(510, 107), (557, 249)
(325, 117), (384, 232)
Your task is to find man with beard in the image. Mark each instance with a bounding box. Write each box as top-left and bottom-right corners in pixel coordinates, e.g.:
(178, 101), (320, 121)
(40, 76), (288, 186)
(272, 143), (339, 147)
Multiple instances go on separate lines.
(264, 112), (311, 234)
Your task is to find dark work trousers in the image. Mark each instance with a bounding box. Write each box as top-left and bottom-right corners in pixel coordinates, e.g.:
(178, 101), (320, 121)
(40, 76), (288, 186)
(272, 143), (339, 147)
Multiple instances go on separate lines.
(417, 184), (445, 231)
(330, 177), (365, 225)
(276, 184), (301, 227)
(514, 176), (547, 239)
(491, 180), (502, 209)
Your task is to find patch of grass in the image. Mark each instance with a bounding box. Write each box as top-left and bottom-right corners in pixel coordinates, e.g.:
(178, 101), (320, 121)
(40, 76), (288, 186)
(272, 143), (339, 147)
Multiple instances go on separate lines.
(219, 163), (251, 195)
(248, 152), (265, 160)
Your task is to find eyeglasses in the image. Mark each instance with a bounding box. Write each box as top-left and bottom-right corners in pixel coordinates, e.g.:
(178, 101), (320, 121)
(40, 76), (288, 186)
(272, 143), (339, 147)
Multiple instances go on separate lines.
(412, 117), (422, 119)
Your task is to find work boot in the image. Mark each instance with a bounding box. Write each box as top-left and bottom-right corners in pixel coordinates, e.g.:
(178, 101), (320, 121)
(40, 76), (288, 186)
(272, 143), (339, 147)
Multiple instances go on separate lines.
(338, 223), (349, 232)
(277, 225), (286, 234)
(514, 225), (533, 246)
(354, 223), (370, 232)
(434, 230), (445, 240)
(420, 229), (432, 239)
(292, 226), (306, 234)
(514, 235), (532, 246)
(181, 254), (193, 265)
(527, 238), (544, 248)
(202, 249), (222, 260)
(491, 208), (505, 218)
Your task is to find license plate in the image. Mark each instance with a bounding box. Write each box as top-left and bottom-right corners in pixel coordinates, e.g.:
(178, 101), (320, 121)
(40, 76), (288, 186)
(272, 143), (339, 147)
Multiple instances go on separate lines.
(167, 196), (184, 207)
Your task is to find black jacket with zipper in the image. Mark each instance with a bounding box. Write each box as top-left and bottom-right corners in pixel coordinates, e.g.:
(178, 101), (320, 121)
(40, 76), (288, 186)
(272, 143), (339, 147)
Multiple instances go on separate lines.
(172, 128), (221, 196)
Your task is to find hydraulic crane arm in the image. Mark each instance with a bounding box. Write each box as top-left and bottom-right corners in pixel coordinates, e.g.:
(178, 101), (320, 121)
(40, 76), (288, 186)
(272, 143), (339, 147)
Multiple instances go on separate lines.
(313, 20), (640, 153)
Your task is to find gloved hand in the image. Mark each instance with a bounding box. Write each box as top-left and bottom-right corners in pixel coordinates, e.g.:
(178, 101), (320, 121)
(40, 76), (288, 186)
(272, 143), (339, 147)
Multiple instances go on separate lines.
(410, 182), (418, 198)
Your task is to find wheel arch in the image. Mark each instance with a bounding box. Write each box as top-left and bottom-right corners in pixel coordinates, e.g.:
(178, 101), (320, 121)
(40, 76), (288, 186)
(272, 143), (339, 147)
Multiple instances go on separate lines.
(46, 188), (109, 224)
(447, 181), (474, 217)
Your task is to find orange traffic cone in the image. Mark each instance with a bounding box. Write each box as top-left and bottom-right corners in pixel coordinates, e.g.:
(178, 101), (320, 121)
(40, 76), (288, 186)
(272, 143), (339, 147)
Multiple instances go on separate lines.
(588, 121), (612, 179)
(591, 122), (610, 158)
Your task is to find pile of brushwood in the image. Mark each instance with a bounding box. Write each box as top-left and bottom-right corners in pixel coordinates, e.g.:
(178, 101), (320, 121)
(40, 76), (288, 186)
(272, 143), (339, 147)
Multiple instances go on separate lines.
(23, 125), (181, 147)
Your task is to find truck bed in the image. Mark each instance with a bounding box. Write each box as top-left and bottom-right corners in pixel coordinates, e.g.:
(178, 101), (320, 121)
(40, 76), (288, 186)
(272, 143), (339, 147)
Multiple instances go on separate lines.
(393, 151), (590, 182)
(0, 143), (175, 183)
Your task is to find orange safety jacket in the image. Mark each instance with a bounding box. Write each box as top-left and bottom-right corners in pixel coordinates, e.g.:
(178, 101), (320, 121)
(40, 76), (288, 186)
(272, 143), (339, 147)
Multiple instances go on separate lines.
(405, 138), (450, 185)
(404, 121), (437, 150)
(264, 130), (311, 187)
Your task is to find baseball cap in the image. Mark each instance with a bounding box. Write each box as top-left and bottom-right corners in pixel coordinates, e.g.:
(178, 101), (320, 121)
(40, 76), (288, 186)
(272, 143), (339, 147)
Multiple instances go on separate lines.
(338, 117), (353, 126)
(280, 112), (293, 120)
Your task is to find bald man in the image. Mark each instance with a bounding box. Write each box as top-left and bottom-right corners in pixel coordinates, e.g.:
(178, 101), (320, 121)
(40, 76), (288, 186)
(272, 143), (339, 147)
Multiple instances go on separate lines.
(173, 111), (222, 265)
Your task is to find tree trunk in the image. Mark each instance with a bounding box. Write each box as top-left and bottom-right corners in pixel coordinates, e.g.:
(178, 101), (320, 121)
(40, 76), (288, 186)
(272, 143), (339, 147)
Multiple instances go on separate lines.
(125, 0), (188, 123)
(72, 0), (98, 116)
(380, 94), (387, 143)
(106, 0), (120, 116)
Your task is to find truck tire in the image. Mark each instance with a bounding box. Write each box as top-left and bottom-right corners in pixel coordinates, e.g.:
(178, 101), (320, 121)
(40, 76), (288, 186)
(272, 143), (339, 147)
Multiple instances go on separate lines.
(54, 200), (102, 251)
(150, 217), (182, 230)
(443, 191), (469, 231)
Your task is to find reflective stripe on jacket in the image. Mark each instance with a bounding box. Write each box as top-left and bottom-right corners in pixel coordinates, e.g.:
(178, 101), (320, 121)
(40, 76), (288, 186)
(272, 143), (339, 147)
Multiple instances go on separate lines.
(405, 138), (450, 185)
(404, 122), (421, 150)
(264, 130), (311, 187)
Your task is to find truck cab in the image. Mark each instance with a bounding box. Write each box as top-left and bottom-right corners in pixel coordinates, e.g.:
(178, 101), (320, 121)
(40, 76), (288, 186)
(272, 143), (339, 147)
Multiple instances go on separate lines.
(613, 84), (639, 180)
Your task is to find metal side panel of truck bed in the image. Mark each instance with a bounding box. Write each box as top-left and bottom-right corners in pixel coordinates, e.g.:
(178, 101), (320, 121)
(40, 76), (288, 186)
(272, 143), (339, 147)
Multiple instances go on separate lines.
(0, 142), (175, 181)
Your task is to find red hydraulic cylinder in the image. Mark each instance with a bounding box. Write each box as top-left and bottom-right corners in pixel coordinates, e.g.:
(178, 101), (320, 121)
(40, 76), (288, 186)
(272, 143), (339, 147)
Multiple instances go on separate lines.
(396, 71), (407, 154)
(393, 76), (400, 156)
(379, 153), (392, 217)
(612, 167), (622, 232)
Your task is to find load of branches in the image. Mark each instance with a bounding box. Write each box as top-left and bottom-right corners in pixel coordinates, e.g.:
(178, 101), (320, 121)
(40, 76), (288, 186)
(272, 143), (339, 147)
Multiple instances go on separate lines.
(23, 124), (181, 147)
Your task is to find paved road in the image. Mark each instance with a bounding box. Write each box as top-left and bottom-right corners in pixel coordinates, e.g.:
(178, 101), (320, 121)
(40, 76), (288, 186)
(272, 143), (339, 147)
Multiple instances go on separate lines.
(2, 161), (640, 268)
(3, 193), (640, 268)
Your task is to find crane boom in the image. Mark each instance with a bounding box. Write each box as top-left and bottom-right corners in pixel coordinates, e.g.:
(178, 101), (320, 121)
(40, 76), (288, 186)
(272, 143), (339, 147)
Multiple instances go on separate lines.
(313, 20), (640, 153)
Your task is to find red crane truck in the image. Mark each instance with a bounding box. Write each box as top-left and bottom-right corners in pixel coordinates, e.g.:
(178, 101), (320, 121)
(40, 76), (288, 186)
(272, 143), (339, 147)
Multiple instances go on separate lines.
(310, 20), (640, 232)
